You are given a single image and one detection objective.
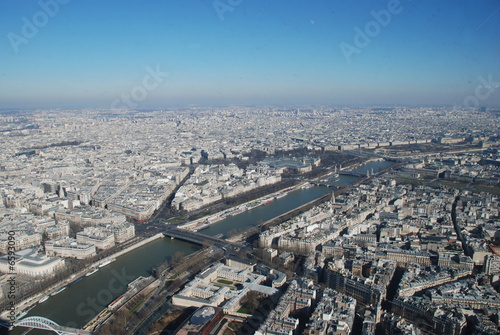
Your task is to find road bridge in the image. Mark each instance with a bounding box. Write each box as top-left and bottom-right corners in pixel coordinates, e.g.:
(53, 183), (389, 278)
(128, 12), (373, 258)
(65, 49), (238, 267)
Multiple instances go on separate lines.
(339, 171), (365, 177)
(163, 226), (243, 249)
(311, 182), (337, 188)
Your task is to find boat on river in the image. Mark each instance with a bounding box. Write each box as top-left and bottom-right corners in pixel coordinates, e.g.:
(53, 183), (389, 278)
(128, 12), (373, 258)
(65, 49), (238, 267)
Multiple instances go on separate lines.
(99, 258), (116, 268)
(38, 295), (49, 303)
(69, 277), (83, 286)
(51, 286), (66, 296)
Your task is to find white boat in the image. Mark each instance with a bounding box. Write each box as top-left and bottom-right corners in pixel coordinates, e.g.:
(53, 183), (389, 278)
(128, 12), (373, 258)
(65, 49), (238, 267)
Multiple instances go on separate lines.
(195, 224), (210, 232)
(108, 295), (125, 310)
(38, 295), (49, 303)
(208, 215), (225, 223)
(85, 268), (99, 276)
(51, 286), (66, 296)
(99, 258), (116, 268)
(16, 311), (28, 320)
(261, 198), (273, 205)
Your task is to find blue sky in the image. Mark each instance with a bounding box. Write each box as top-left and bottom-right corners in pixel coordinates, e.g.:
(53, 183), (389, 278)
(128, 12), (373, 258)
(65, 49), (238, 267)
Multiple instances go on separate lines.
(0, 0), (499, 108)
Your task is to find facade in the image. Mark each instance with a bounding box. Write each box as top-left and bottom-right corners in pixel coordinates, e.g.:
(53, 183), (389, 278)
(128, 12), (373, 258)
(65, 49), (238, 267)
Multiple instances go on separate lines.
(0, 232), (41, 254)
(45, 237), (96, 259)
(0, 248), (65, 277)
(324, 269), (384, 307)
(226, 258), (255, 271)
(108, 222), (135, 243)
(384, 250), (431, 267)
(484, 255), (500, 276)
(76, 227), (115, 250)
(392, 297), (467, 335)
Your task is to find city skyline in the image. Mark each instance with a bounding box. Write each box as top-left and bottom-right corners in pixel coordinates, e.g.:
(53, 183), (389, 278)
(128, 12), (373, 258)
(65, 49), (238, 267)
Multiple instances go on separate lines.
(1, 0), (499, 109)
(0, 106), (499, 333)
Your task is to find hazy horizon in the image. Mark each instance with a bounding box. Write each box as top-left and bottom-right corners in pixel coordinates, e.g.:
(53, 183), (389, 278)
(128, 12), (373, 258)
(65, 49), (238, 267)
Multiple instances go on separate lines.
(1, 0), (499, 109)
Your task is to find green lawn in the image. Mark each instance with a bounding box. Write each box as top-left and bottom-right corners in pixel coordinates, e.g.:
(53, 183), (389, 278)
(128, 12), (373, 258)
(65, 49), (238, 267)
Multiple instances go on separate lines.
(217, 279), (233, 285)
(473, 185), (500, 194)
(162, 280), (172, 290)
(167, 216), (186, 223)
(237, 306), (252, 315)
(439, 181), (468, 188)
(394, 177), (425, 184)
(128, 296), (147, 315)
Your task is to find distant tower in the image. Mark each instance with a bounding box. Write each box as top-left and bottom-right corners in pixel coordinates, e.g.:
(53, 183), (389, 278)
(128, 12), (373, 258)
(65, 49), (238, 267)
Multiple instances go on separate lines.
(331, 192), (336, 204)
(366, 170), (370, 177)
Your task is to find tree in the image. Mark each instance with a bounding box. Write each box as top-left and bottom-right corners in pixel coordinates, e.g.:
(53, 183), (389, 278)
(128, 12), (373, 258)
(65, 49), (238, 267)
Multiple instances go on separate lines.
(171, 251), (185, 266)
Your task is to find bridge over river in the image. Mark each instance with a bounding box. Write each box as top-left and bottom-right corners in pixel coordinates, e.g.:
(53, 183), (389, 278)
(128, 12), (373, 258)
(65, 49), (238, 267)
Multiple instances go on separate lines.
(338, 170), (366, 177)
(163, 226), (244, 249)
(2, 316), (93, 334)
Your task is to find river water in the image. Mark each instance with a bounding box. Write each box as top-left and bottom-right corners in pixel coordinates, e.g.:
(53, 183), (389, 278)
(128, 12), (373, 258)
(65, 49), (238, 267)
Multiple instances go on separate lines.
(13, 160), (393, 333)
(200, 159), (394, 238)
(14, 239), (199, 334)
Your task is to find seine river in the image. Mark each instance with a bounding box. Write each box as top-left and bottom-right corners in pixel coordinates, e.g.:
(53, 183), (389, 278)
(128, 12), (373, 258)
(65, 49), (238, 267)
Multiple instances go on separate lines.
(200, 159), (393, 238)
(13, 160), (393, 334)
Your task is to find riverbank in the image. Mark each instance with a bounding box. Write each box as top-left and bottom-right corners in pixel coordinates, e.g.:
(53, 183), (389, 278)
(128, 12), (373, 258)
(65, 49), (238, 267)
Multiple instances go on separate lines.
(226, 191), (333, 243)
(339, 157), (385, 172)
(88, 246), (220, 334)
(226, 159), (395, 243)
(1, 233), (165, 322)
(177, 181), (310, 232)
(179, 159), (391, 239)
